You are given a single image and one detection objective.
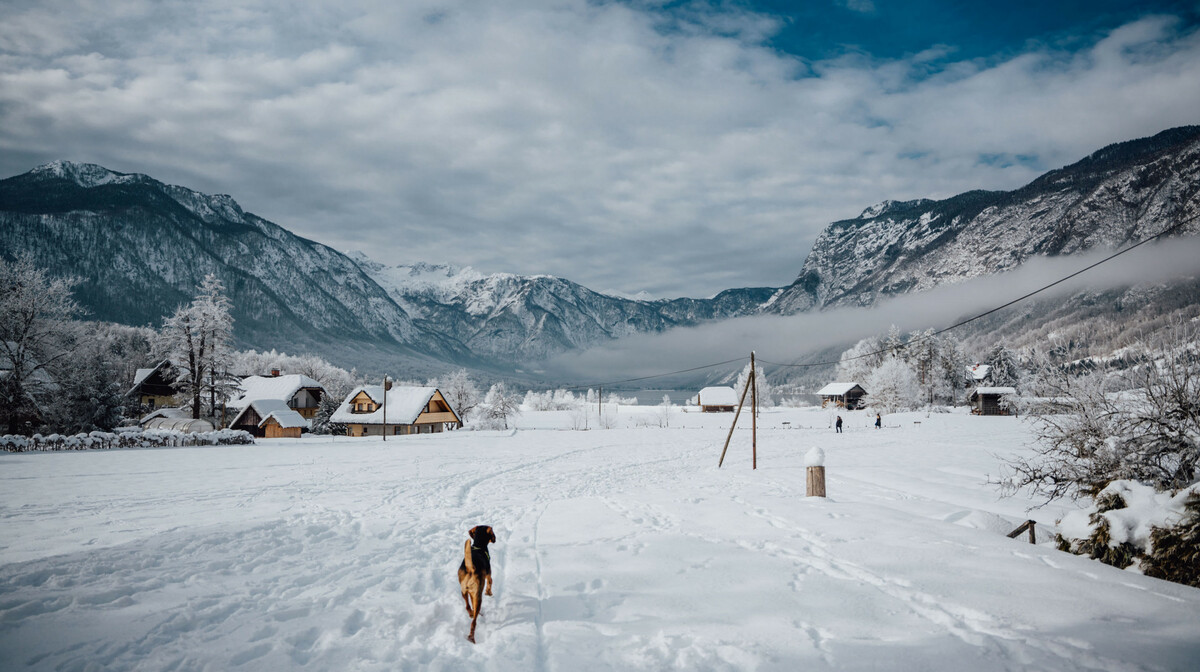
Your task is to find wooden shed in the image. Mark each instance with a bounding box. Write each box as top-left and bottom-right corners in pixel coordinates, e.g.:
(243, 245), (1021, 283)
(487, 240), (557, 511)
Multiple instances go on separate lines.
(331, 386), (463, 437)
(817, 383), (867, 410)
(969, 387), (1017, 416)
(229, 399), (307, 438)
(697, 386), (738, 413)
(126, 360), (177, 410)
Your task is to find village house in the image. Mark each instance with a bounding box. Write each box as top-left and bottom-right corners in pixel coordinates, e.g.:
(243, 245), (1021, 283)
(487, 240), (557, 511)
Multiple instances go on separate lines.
(817, 382), (867, 410)
(126, 360), (176, 410)
(969, 387), (1017, 416)
(225, 371), (326, 421)
(966, 364), (992, 386)
(331, 385), (462, 437)
(696, 386), (738, 413)
(228, 399), (308, 438)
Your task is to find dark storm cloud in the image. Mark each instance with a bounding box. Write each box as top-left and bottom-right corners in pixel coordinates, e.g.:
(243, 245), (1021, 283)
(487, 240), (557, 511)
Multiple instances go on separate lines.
(1, 1), (1199, 297)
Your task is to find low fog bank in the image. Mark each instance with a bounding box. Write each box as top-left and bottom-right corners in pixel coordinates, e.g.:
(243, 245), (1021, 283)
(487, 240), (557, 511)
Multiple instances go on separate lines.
(539, 237), (1200, 385)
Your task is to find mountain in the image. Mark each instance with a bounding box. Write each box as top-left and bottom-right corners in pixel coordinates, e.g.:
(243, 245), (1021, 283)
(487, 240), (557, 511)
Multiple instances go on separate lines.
(766, 126), (1200, 313)
(0, 161), (466, 372)
(353, 257), (775, 362)
(0, 162), (774, 372)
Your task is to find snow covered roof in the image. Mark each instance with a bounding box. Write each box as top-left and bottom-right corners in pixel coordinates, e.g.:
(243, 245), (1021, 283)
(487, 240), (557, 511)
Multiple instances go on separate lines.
(140, 406), (189, 424)
(817, 382), (864, 396)
(967, 364), (991, 381)
(971, 387), (1017, 396)
(697, 386), (738, 406)
(125, 360), (179, 397)
(227, 374), (324, 409)
(330, 385), (453, 425)
(260, 409), (308, 429)
(229, 399), (299, 428)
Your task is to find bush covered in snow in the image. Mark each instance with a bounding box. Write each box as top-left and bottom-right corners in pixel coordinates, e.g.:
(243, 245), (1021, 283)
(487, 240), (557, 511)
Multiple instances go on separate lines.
(1057, 480), (1200, 587)
(1, 427), (254, 452)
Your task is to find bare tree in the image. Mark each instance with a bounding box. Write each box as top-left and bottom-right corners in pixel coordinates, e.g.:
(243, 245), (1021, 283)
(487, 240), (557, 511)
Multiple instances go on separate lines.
(1005, 332), (1200, 503)
(436, 369), (481, 422)
(0, 257), (80, 434)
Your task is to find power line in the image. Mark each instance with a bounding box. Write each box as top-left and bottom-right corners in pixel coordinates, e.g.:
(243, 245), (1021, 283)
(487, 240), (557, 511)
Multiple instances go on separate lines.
(761, 213), (1198, 370)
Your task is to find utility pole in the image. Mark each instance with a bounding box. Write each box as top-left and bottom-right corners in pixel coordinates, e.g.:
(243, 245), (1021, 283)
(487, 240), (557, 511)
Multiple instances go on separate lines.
(598, 385), (602, 418)
(751, 351), (757, 470)
(382, 375), (391, 441)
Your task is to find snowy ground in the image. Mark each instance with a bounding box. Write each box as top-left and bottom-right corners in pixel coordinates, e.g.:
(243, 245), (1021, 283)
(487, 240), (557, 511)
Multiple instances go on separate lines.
(2, 406), (1198, 671)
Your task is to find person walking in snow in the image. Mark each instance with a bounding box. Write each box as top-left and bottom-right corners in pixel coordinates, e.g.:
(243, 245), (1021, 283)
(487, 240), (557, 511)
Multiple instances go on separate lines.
(835, 415), (843, 433)
(875, 413), (881, 429)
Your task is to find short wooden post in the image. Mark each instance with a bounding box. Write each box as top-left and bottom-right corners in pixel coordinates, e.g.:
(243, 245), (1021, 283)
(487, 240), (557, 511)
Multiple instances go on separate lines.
(805, 447), (826, 497)
(806, 466), (826, 497)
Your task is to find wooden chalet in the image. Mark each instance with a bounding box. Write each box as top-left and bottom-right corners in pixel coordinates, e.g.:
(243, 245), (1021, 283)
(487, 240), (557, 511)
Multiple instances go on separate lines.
(817, 382), (867, 410)
(969, 387), (1017, 416)
(126, 360), (176, 410)
(227, 373), (326, 420)
(697, 386), (738, 413)
(229, 399), (307, 438)
(331, 385), (462, 437)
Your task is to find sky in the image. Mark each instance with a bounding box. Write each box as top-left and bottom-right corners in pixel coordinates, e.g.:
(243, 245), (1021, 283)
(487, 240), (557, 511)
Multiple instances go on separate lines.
(1, 0), (1199, 298)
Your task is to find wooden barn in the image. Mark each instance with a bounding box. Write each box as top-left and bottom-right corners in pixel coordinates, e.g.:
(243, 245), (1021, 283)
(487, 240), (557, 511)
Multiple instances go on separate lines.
(969, 387), (1017, 416)
(697, 386), (738, 413)
(229, 399), (307, 438)
(817, 382), (867, 410)
(331, 385), (462, 437)
(226, 372), (326, 420)
(126, 360), (176, 410)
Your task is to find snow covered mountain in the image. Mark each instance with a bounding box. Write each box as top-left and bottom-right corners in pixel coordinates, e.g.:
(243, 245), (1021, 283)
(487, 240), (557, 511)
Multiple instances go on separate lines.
(352, 256), (774, 361)
(767, 126), (1200, 313)
(0, 162), (772, 369)
(0, 161), (457, 371)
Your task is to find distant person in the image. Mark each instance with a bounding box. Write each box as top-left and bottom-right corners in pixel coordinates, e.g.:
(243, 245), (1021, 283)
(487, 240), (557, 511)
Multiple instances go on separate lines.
(835, 415), (843, 433)
(875, 413), (881, 429)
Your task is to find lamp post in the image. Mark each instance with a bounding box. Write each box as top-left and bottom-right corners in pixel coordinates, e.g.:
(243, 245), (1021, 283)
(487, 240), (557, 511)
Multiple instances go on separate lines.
(382, 375), (392, 441)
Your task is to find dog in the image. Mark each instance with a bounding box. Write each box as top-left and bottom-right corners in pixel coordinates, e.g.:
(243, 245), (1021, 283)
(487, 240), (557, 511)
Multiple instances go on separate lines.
(457, 525), (496, 643)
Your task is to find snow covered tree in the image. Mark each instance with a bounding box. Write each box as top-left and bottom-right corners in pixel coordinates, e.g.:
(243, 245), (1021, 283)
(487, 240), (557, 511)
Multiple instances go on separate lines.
(44, 331), (126, 433)
(734, 359), (774, 409)
(434, 369), (481, 422)
(865, 356), (919, 414)
(986, 345), (1023, 390)
(1006, 335), (1200, 502)
(0, 257), (80, 434)
(836, 335), (885, 384)
(480, 382), (521, 430)
(156, 274), (235, 419)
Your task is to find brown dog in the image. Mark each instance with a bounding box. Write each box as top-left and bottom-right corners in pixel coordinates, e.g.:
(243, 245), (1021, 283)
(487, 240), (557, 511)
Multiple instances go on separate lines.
(457, 525), (496, 643)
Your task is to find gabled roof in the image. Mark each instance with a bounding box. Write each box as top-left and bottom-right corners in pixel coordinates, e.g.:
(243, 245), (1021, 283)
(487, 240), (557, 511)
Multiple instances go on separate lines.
(330, 385), (457, 425)
(817, 382), (865, 396)
(125, 360), (174, 397)
(697, 386), (738, 406)
(227, 374), (324, 409)
(260, 408), (308, 429)
(229, 399), (296, 428)
(967, 364), (992, 381)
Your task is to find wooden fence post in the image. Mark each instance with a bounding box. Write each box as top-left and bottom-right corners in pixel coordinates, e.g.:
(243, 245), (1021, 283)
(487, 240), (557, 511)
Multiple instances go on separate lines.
(805, 447), (826, 497)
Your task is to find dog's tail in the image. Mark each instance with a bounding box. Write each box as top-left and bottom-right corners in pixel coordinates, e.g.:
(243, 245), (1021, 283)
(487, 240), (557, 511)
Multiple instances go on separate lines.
(463, 539), (475, 574)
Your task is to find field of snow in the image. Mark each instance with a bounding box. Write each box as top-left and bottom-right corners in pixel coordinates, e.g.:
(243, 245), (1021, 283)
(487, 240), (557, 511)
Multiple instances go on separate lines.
(2, 406), (1198, 671)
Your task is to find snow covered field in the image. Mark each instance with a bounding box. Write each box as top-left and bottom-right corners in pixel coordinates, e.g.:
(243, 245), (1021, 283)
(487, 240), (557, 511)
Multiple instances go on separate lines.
(2, 407), (1198, 671)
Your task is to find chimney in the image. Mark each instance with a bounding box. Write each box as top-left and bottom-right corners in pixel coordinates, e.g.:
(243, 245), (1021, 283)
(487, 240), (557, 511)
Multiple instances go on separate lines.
(270, 368), (281, 377)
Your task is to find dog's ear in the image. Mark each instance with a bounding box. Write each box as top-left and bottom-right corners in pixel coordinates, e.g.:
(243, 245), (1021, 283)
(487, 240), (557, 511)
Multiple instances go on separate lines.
(487, 526), (496, 543)
(468, 526), (478, 538)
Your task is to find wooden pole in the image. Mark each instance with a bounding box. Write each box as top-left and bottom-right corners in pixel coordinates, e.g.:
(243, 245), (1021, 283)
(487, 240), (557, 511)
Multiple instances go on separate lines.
(806, 466), (826, 497)
(382, 375), (388, 441)
(718, 363), (754, 468)
(598, 385), (602, 417)
(750, 352), (757, 470)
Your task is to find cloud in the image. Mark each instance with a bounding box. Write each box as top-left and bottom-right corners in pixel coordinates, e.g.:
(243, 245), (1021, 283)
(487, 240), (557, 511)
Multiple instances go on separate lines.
(540, 236), (1200, 384)
(0, 1), (1198, 298)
